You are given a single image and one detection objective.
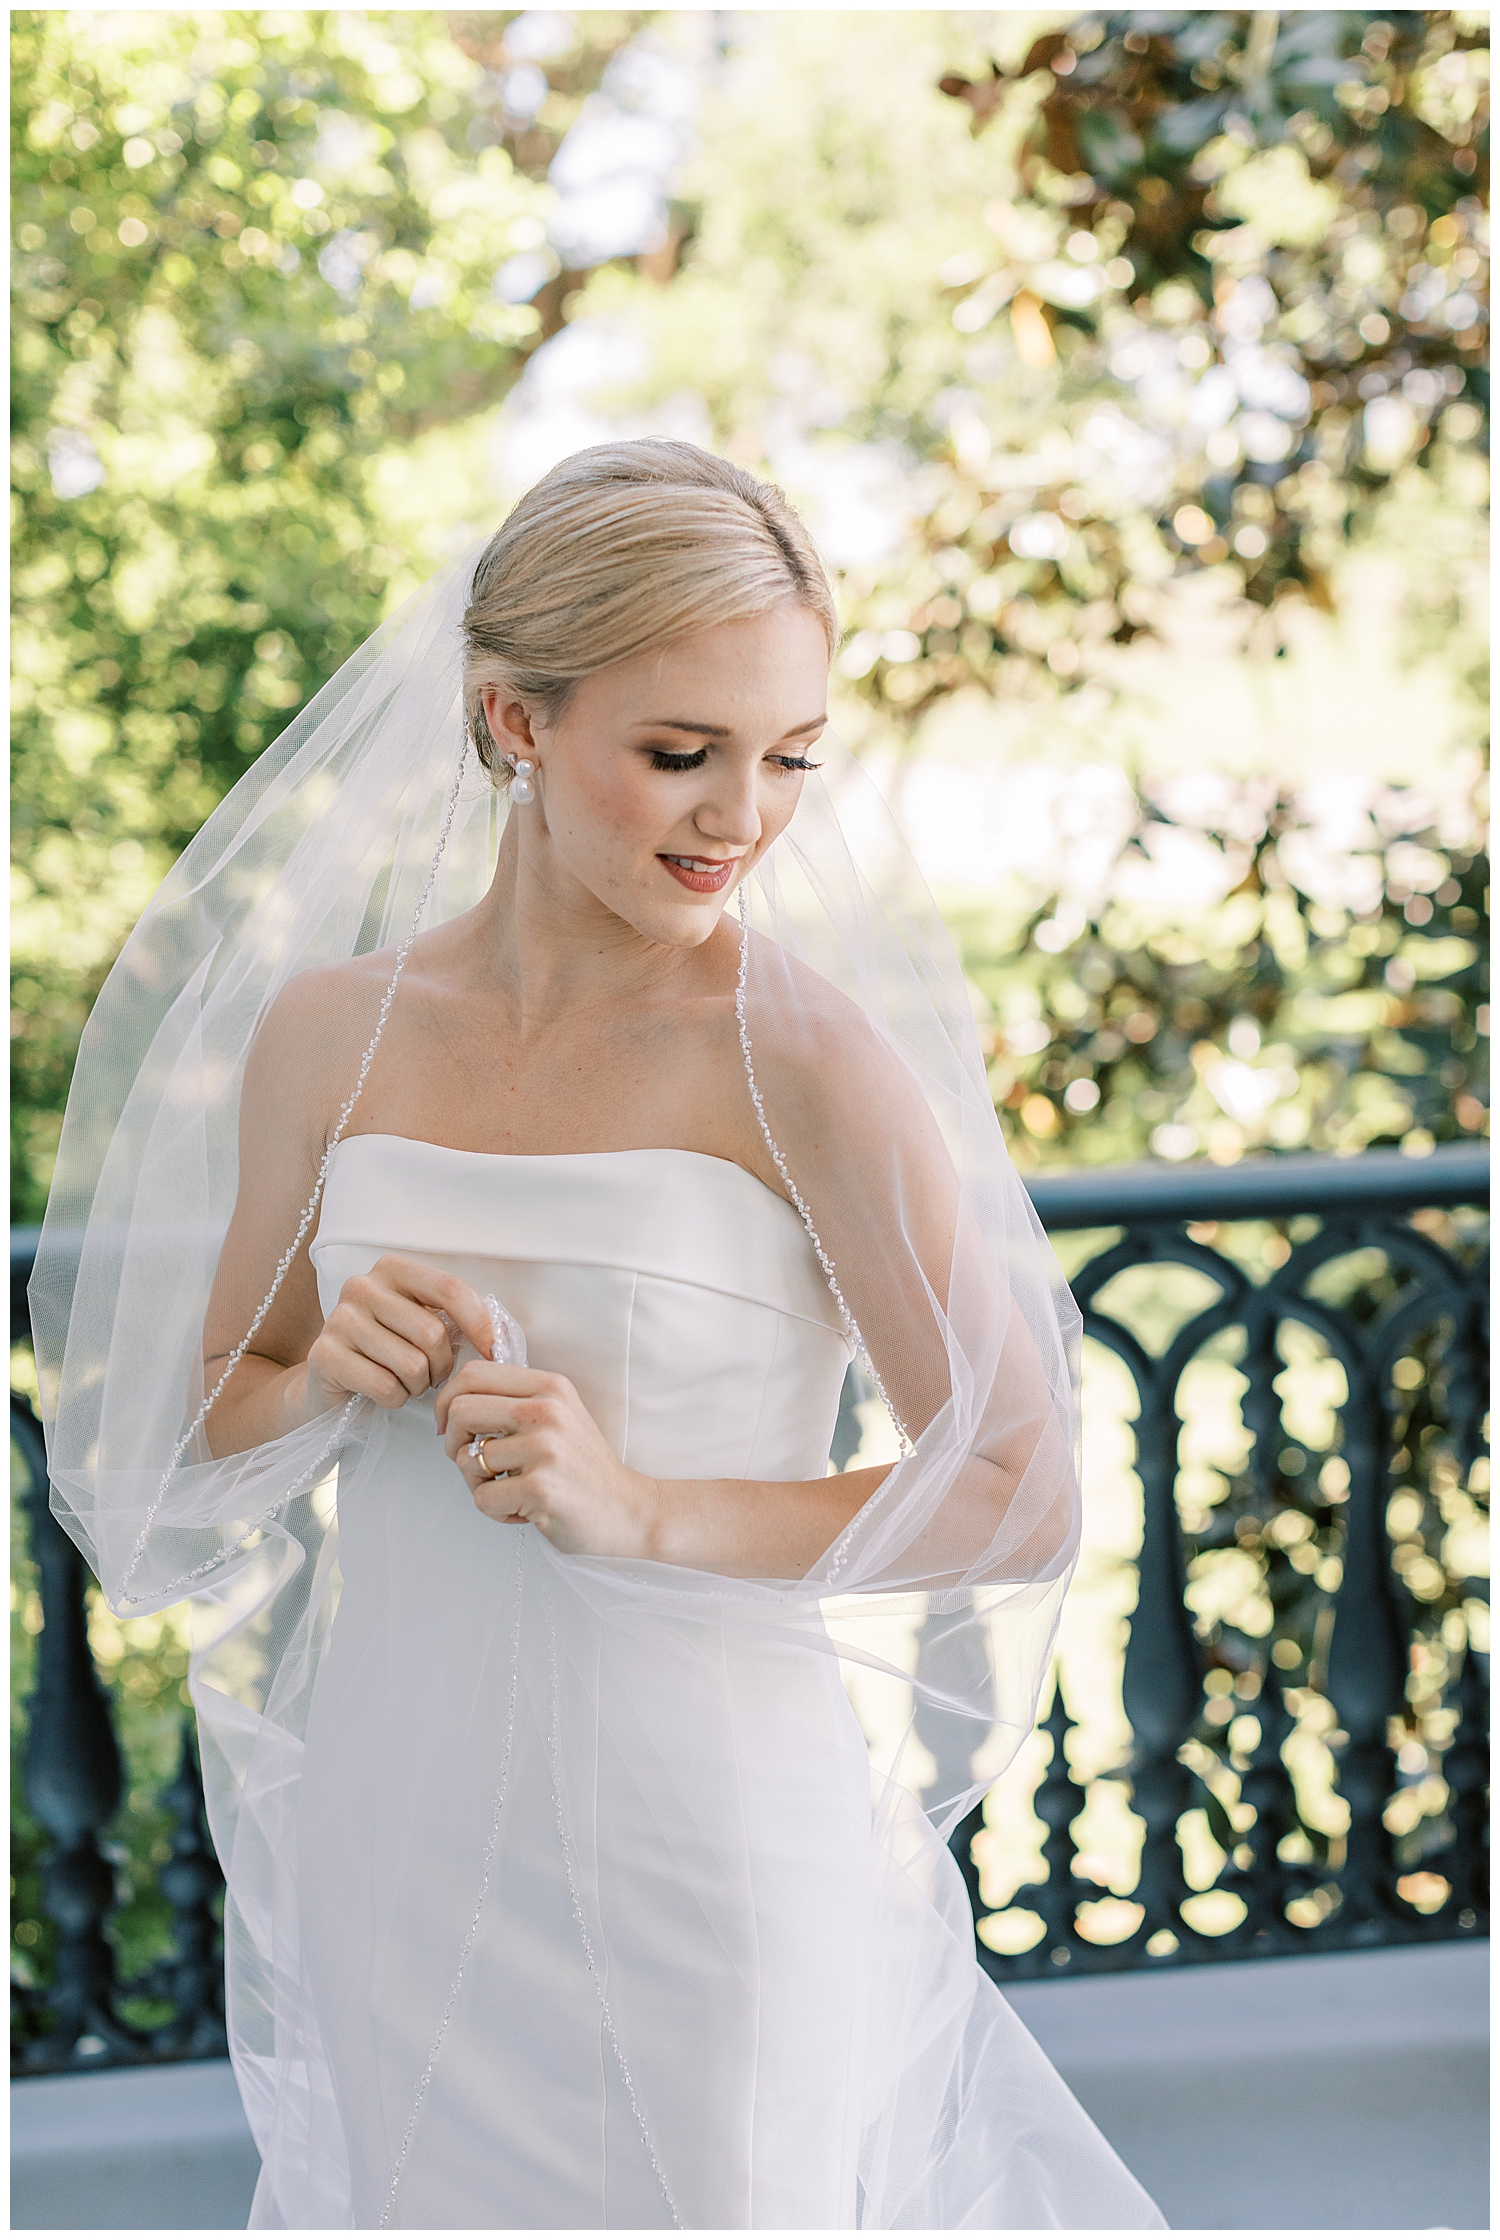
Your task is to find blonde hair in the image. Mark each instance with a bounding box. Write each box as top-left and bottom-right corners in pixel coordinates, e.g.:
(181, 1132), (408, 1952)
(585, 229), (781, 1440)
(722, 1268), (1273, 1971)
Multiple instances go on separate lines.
(461, 440), (837, 775)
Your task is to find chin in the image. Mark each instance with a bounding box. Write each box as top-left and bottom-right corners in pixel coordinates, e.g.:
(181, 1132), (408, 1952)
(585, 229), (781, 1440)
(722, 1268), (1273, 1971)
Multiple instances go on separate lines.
(592, 856), (743, 948)
(635, 897), (729, 950)
(578, 850), (749, 949)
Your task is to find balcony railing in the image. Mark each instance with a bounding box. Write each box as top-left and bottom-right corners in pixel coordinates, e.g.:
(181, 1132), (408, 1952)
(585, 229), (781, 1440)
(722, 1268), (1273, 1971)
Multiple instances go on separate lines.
(11, 1142), (1490, 2072)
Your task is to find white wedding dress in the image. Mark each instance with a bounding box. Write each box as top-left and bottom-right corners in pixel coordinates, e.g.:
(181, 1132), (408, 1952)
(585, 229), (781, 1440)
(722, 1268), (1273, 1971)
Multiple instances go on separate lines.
(255, 1132), (1163, 2230)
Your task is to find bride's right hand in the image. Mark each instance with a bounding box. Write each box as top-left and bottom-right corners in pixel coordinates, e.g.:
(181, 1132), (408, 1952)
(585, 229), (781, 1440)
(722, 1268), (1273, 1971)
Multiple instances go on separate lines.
(302, 1254), (496, 1416)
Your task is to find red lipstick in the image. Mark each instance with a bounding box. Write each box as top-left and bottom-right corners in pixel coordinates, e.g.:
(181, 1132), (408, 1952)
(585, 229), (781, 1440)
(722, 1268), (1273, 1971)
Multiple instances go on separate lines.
(658, 854), (738, 894)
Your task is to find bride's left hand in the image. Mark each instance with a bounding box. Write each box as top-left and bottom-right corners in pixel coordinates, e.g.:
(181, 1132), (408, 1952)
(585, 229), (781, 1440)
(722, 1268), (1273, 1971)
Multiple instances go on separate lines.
(436, 1360), (663, 1559)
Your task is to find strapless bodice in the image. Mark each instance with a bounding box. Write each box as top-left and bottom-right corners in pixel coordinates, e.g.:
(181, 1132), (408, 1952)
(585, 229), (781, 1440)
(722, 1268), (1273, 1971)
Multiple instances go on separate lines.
(310, 1134), (851, 1482)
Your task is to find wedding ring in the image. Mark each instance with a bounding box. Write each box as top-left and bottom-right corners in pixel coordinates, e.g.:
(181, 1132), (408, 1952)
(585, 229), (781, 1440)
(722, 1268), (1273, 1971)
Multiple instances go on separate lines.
(468, 1431), (497, 1471)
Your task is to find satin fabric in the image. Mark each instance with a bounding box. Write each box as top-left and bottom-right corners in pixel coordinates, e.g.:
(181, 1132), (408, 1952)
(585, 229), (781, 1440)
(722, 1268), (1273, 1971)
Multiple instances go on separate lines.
(241, 1135), (1165, 2230)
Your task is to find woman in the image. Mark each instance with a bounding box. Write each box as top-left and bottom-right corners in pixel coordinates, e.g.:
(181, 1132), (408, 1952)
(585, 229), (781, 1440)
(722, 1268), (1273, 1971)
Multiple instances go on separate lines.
(34, 442), (1163, 2230)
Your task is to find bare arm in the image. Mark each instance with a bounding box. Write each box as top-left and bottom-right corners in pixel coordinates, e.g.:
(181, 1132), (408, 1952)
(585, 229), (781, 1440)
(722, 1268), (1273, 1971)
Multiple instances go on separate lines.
(643, 1465), (891, 1576)
(433, 1355), (890, 1579)
(202, 968), (494, 1458)
(728, 974), (1079, 1585)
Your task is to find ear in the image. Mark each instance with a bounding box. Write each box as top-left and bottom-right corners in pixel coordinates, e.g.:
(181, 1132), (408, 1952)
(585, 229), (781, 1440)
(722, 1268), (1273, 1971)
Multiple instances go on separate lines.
(481, 685), (538, 762)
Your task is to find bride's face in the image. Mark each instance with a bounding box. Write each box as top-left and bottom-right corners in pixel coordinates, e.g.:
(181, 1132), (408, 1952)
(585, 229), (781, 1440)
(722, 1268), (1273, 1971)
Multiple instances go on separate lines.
(483, 600), (829, 947)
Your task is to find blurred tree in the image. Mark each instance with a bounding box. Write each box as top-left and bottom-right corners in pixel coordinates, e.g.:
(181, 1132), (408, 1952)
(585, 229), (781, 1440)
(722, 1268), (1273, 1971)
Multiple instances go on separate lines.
(11, 5), (665, 2010)
(445, 9), (669, 330)
(955, 787), (1487, 1170)
(923, 7), (1489, 663)
(889, 6), (1491, 1166)
(10, 8), (644, 1220)
(564, 6), (1488, 1169)
(14, 10), (1488, 1212)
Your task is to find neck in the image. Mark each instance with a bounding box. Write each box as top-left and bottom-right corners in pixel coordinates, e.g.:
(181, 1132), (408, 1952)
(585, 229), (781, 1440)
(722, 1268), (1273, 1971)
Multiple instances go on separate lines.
(467, 816), (704, 1036)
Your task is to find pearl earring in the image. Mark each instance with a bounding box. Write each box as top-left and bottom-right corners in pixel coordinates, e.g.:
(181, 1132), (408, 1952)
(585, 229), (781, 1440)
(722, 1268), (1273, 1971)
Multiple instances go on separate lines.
(510, 758), (535, 805)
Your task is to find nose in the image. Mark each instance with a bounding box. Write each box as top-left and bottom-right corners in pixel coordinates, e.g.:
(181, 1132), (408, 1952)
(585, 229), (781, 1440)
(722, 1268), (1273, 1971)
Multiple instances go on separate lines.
(694, 759), (762, 851)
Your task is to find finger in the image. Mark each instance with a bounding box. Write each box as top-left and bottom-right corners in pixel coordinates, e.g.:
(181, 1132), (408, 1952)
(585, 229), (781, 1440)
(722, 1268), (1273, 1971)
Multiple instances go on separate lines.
(440, 1363), (549, 1399)
(339, 1317), (443, 1402)
(433, 1363), (549, 1434)
(444, 1419), (519, 1471)
(472, 1475), (532, 1525)
(440, 1395), (537, 1460)
(459, 1458), (514, 1508)
(337, 1274), (461, 1395)
(467, 1435), (545, 1514)
(450, 1436), (510, 1481)
(310, 1340), (419, 1413)
(457, 1420), (546, 1476)
(443, 1390), (535, 1429)
(362, 1292), (458, 1390)
(369, 1255), (495, 1360)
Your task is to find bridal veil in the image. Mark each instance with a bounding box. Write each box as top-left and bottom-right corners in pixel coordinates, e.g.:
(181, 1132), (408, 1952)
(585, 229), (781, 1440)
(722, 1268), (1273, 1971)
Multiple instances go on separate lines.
(30, 473), (1130, 2226)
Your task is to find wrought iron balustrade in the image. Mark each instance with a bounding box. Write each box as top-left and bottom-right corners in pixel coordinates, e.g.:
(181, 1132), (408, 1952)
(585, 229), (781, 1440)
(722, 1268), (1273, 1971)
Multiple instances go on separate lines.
(10, 1143), (1490, 2071)
(938, 1142), (1489, 1981)
(10, 1310), (227, 2076)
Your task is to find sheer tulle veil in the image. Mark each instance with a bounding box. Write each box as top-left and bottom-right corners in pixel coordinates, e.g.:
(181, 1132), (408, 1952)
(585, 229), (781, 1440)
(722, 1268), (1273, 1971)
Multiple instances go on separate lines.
(31, 531), (1089, 2226)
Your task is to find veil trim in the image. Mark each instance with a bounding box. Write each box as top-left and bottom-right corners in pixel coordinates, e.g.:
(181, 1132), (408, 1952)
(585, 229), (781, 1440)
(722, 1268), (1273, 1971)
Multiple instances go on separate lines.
(114, 747), (472, 1607)
(734, 889), (912, 1457)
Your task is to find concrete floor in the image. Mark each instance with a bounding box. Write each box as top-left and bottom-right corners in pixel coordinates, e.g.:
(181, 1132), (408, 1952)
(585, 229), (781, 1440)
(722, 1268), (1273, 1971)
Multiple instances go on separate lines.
(12, 1941), (1488, 2231)
(1005, 1941), (1489, 2232)
(13, 2057), (261, 2231)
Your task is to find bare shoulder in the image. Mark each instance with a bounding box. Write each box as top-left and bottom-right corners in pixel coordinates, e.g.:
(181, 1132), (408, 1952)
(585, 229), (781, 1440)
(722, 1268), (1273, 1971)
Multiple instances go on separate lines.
(745, 935), (944, 1150)
(251, 949), (400, 1060)
(241, 948), (403, 1138)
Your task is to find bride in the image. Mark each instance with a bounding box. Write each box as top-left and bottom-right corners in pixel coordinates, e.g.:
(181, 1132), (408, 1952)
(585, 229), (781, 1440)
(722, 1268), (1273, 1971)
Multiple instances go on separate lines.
(33, 441), (1163, 2230)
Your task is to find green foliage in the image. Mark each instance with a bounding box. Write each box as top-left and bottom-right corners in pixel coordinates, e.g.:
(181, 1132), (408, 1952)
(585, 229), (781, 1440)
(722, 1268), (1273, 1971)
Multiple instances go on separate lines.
(561, 6), (1489, 1172)
(12, 10), (1489, 1216)
(10, 7), (662, 1996)
(9, 9), (631, 1219)
(962, 798), (1487, 1169)
(894, 7), (1491, 684)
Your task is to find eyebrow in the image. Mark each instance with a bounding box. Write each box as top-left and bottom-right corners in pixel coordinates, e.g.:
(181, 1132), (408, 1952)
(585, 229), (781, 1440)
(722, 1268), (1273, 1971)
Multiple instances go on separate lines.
(633, 715), (827, 741)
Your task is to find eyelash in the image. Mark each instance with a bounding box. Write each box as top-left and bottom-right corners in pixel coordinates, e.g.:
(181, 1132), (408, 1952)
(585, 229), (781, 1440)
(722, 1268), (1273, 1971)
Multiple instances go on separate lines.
(647, 749), (822, 773)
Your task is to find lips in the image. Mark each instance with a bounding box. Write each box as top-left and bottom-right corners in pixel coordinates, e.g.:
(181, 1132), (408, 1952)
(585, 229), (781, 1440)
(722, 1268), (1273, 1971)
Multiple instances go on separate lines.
(658, 854), (739, 894)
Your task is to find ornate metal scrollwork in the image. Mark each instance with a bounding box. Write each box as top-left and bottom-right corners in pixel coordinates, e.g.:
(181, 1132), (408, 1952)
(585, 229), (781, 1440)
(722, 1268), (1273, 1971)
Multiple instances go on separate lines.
(11, 1381), (227, 2074)
(953, 1145), (1489, 1981)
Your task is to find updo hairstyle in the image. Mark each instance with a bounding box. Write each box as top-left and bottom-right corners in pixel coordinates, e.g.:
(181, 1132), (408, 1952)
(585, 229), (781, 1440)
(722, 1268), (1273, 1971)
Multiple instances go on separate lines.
(461, 440), (837, 780)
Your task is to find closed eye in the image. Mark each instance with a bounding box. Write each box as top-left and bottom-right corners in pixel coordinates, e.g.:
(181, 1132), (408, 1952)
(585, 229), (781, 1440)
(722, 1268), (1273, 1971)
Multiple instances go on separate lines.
(647, 746), (821, 773)
(648, 747), (709, 771)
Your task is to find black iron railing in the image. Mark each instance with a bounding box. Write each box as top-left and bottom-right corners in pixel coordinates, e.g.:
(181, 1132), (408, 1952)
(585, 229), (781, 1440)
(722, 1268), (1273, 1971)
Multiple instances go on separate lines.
(948, 1142), (1489, 1980)
(11, 1338), (227, 2074)
(10, 1143), (1490, 2070)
